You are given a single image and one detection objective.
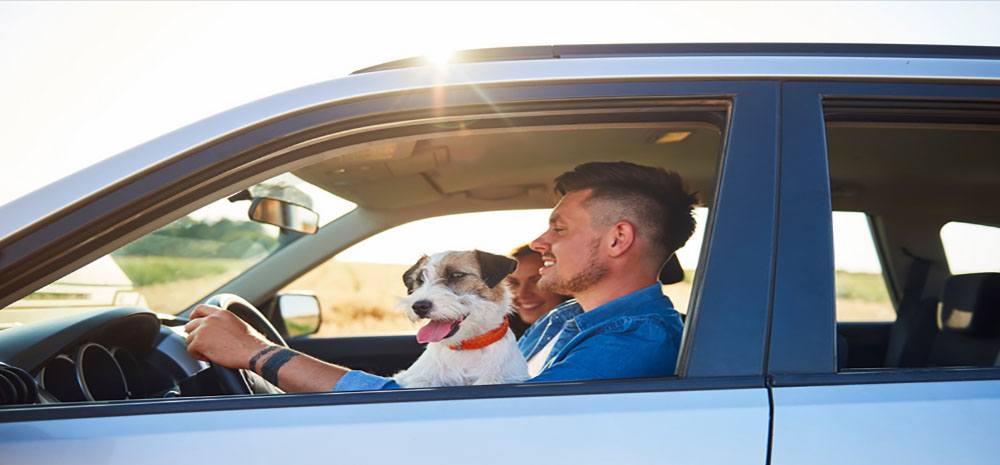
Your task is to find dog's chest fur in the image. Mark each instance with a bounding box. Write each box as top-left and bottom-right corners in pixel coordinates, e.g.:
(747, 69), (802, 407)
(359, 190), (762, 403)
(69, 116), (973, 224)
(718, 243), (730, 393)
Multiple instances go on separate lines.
(394, 334), (528, 387)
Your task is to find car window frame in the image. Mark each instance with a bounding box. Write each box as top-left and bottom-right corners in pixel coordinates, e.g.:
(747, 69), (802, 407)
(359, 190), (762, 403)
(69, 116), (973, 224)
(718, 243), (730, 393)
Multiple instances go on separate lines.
(1, 78), (779, 422)
(770, 79), (1000, 387)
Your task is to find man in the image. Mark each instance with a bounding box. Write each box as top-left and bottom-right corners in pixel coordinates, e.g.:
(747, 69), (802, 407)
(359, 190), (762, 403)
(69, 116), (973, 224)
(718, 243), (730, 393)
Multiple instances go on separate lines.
(184, 161), (697, 391)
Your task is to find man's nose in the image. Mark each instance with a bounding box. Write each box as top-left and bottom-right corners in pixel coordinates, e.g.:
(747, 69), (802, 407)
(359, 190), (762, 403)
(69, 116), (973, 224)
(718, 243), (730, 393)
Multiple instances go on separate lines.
(530, 233), (549, 254)
(412, 300), (433, 318)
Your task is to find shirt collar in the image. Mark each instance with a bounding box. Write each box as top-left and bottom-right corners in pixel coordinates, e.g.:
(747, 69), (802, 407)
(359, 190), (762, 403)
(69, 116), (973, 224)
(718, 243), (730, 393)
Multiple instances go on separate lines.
(571, 283), (671, 331)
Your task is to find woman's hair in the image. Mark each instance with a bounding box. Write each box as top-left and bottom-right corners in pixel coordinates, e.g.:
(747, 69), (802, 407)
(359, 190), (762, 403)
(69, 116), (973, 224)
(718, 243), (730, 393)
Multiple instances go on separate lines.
(510, 244), (537, 259)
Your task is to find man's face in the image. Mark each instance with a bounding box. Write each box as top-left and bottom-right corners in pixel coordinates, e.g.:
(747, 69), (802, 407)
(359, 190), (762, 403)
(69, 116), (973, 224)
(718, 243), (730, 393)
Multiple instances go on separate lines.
(530, 189), (609, 295)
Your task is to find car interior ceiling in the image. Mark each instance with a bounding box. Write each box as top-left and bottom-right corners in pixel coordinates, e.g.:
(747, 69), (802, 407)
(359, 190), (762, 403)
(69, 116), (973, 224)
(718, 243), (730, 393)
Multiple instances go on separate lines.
(827, 122), (1000, 371)
(293, 123), (724, 211)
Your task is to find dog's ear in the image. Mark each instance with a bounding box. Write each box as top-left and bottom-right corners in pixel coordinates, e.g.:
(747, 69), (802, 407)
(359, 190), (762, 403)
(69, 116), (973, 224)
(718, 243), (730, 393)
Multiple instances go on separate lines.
(475, 250), (518, 288)
(402, 255), (428, 294)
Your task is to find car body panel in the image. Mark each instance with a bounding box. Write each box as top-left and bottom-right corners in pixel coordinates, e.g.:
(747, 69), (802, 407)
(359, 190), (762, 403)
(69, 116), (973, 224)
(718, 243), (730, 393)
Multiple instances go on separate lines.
(771, 379), (1000, 465)
(0, 387), (769, 465)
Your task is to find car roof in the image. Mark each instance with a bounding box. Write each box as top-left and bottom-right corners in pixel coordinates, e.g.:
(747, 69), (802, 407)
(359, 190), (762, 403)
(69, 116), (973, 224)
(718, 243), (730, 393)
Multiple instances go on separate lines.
(353, 43), (1000, 74)
(4, 43), (1000, 243)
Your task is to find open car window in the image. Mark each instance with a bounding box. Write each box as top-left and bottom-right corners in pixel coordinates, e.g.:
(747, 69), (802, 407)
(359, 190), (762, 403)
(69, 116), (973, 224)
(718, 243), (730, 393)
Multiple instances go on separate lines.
(280, 208), (709, 338)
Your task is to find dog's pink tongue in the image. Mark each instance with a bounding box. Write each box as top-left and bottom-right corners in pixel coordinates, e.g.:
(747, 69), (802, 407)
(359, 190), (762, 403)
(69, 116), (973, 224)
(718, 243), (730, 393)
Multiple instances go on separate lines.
(417, 320), (455, 343)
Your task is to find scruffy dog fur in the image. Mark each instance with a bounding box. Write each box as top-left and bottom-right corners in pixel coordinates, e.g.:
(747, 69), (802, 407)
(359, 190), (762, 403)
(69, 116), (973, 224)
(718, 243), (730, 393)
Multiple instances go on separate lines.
(394, 250), (530, 388)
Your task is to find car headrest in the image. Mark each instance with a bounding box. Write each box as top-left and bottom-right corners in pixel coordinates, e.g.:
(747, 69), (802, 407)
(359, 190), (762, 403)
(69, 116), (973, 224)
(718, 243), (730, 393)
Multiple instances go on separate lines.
(658, 255), (684, 285)
(938, 273), (1000, 337)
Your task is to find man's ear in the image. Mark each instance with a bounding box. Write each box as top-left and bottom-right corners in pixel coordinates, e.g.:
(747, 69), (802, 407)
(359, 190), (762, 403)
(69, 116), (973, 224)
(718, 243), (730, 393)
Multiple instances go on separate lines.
(607, 220), (637, 258)
(475, 250), (518, 288)
(402, 255), (428, 293)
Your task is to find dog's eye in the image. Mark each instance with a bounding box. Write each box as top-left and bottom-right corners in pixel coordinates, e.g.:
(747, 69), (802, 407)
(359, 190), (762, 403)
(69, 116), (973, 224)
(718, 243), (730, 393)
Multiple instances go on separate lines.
(448, 271), (468, 280)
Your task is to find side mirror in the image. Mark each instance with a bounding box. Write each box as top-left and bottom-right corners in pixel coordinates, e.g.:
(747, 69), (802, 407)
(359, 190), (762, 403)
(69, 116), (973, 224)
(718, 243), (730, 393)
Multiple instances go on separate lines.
(276, 293), (322, 337)
(249, 197), (319, 234)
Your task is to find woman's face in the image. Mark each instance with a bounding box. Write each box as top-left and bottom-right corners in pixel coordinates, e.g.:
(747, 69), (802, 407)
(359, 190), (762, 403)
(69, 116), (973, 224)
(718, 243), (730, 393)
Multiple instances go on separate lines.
(508, 253), (566, 324)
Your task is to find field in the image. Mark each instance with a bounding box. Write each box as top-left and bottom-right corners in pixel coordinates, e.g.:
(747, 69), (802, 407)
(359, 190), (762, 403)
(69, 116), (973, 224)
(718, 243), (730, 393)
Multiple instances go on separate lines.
(280, 261), (417, 336)
(835, 270), (895, 321)
(122, 257), (896, 333)
(115, 256), (262, 314)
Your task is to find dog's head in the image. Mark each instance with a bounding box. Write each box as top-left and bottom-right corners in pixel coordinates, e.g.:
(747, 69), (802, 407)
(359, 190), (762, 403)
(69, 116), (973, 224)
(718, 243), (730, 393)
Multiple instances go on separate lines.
(401, 250), (517, 344)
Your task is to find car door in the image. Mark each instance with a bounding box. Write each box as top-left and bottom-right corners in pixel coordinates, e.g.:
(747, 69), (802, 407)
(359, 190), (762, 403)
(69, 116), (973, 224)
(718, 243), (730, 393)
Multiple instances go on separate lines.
(1, 60), (777, 464)
(769, 79), (1000, 465)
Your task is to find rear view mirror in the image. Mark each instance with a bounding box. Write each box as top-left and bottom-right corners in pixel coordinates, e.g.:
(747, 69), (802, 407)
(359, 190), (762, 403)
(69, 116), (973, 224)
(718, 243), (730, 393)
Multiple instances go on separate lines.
(277, 293), (322, 337)
(249, 198), (319, 234)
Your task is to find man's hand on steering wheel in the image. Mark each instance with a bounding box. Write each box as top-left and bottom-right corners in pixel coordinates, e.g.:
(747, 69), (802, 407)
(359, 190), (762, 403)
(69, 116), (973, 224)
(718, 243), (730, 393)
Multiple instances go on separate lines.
(184, 295), (350, 393)
(184, 304), (274, 371)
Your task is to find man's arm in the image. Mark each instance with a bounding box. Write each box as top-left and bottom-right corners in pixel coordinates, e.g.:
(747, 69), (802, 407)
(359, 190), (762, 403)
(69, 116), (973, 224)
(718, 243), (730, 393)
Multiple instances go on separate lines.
(184, 304), (348, 391)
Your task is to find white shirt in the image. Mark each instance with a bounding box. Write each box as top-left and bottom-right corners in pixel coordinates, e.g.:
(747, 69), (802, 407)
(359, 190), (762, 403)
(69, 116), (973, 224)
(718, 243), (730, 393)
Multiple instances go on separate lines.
(526, 329), (562, 377)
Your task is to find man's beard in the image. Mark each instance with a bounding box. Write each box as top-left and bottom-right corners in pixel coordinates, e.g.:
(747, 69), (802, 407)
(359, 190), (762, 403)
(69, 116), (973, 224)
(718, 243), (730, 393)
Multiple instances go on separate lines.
(539, 238), (608, 295)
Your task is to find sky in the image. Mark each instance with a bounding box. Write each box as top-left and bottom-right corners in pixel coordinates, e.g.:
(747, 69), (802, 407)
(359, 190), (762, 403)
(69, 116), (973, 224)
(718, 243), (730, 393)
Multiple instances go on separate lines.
(2, 1), (999, 273)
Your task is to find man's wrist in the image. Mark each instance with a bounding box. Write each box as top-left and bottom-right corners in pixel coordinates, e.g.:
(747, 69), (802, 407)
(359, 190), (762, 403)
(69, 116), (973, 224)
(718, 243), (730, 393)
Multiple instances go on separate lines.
(247, 346), (281, 372)
(259, 348), (300, 386)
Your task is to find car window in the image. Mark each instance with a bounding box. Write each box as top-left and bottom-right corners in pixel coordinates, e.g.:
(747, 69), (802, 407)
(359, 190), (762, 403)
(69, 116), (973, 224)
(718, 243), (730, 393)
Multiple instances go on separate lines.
(833, 212), (895, 322)
(280, 207), (711, 337)
(825, 101), (1000, 370)
(2, 174), (355, 324)
(941, 221), (1000, 274)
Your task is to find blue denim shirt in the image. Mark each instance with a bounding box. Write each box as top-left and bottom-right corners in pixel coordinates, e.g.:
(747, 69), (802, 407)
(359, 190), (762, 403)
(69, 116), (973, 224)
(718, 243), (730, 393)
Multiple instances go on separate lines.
(334, 283), (682, 391)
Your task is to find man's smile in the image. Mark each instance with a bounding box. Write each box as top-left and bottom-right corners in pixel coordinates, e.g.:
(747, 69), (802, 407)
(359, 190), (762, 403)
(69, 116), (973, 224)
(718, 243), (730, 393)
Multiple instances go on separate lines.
(540, 255), (556, 273)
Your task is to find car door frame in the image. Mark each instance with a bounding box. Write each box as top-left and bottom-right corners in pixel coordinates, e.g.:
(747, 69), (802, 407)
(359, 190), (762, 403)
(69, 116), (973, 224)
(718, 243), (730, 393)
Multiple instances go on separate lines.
(0, 80), (779, 464)
(7, 76), (778, 407)
(768, 78), (1000, 465)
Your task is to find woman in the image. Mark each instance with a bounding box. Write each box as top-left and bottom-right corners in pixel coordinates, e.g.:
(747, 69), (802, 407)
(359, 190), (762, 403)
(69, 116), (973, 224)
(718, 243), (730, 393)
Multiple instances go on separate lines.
(507, 245), (570, 338)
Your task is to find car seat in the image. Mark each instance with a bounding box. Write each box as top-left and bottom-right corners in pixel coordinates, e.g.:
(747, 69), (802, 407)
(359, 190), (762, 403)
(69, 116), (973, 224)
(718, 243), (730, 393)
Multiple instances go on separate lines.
(926, 272), (1000, 367)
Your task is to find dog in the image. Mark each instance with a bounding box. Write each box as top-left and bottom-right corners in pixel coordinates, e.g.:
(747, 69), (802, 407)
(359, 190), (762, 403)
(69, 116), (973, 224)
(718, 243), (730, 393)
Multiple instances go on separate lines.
(393, 250), (530, 388)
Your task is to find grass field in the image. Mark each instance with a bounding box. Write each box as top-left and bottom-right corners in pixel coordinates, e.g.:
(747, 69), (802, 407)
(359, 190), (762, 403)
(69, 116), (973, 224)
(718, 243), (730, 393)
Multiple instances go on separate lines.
(835, 270), (895, 321)
(115, 256), (259, 313)
(280, 260), (417, 336)
(114, 255), (248, 286)
(121, 256), (896, 332)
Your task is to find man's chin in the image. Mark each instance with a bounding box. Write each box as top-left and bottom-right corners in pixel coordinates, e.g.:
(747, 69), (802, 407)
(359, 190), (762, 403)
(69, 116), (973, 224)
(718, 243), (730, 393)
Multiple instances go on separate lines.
(538, 277), (570, 296)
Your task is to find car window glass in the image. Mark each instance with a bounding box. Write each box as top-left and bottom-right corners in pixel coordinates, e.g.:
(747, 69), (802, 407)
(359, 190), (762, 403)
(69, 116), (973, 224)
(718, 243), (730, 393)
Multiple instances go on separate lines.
(826, 103), (1000, 370)
(280, 207), (710, 337)
(3, 174), (355, 323)
(833, 211), (895, 322)
(940, 222), (1000, 274)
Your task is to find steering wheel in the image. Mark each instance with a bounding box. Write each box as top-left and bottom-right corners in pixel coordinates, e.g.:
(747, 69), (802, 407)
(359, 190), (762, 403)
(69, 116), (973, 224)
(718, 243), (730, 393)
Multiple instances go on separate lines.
(202, 294), (288, 394)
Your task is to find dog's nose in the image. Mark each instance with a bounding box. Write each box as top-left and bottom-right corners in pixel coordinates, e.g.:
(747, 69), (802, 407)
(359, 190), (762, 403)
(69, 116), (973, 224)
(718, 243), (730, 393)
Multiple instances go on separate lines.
(412, 300), (433, 317)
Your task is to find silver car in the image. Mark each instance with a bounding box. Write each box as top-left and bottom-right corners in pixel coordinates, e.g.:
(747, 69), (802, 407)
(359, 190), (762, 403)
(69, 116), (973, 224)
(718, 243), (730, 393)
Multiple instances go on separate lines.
(1, 44), (999, 465)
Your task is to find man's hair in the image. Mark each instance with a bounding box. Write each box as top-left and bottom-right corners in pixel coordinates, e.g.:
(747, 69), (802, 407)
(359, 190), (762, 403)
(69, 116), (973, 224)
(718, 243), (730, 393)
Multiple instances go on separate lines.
(554, 161), (697, 260)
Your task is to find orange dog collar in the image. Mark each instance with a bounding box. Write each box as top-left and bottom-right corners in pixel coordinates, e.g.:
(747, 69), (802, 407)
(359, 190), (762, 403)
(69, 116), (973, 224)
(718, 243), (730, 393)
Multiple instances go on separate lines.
(449, 317), (510, 351)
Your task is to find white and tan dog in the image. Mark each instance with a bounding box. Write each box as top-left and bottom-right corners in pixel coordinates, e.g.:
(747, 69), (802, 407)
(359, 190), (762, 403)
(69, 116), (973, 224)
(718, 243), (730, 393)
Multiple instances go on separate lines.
(393, 250), (529, 388)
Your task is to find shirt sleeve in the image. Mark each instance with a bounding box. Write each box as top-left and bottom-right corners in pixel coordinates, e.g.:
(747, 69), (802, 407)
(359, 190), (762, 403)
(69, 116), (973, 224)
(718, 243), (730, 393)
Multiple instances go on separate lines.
(333, 370), (402, 391)
(526, 320), (679, 384)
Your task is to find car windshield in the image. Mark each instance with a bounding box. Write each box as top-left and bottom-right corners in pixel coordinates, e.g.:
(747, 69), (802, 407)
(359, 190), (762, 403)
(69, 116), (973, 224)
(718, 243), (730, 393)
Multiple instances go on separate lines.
(1, 174), (355, 328)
